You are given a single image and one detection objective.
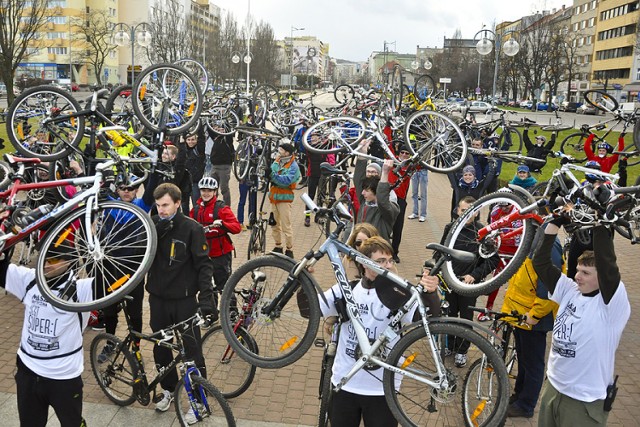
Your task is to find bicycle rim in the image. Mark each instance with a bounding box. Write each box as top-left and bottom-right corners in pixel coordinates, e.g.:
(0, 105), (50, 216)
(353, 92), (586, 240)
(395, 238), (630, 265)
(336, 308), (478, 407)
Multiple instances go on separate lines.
(174, 374), (236, 426)
(404, 110), (467, 173)
(413, 75), (435, 101)
(499, 128), (522, 153)
(560, 132), (588, 162)
(219, 255), (320, 369)
(206, 106), (240, 136)
(318, 354), (335, 427)
(383, 323), (509, 427)
(105, 84), (145, 137)
(584, 90), (618, 113)
(441, 192), (535, 297)
(35, 201), (157, 312)
(302, 116), (367, 154)
(90, 333), (138, 406)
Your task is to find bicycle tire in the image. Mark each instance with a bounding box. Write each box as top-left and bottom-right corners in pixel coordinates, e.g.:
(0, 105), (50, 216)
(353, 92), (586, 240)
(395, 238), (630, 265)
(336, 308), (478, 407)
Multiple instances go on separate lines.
(90, 333), (138, 406)
(498, 127), (523, 153)
(48, 153), (88, 201)
(541, 124), (572, 132)
(584, 90), (618, 113)
(201, 324), (257, 399)
(35, 201), (157, 312)
(105, 84), (145, 137)
(233, 140), (251, 181)
(302, 116), (367, 154)
(7, 85), (85, 161)
(462, 356), (509, 427)
(334, 84), (355, 104)
(131, 63), (203, 135)
(252, 84), (280, 127)
(383, 322), (509, 427)
(559, 132), (588, 162)
(441, 192), (536, 297)
(274, 106), (306, 128)
(413, 74), (435, 101)
(403, 110), (468, 173)
(174, 59), (209, 93)
(620, 144), (640, 167)
(318, 354), (335, 427)
(391, 66), (404, 111)
(174, 374), (236, 426)
(205, 105), (240, 136)
(247, 222), (266, 260)
(634, 117), (640, 152)
(0, 160), (12, 189)
(220, 255), (321, 369)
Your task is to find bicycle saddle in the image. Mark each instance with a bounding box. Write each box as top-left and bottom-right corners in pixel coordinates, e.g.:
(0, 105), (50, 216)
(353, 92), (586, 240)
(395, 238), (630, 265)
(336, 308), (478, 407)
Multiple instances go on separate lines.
(425, 243), (475, 264)
(319, 162), (347, 175)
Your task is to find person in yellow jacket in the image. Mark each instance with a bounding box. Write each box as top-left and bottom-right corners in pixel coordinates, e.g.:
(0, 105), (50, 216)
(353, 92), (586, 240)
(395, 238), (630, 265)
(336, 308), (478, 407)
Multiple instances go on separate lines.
(500, 227), (562, 419)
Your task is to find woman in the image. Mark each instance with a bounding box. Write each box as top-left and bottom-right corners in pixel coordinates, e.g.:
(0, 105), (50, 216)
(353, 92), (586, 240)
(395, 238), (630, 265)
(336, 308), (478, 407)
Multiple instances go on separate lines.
(342, 223), (379, 280)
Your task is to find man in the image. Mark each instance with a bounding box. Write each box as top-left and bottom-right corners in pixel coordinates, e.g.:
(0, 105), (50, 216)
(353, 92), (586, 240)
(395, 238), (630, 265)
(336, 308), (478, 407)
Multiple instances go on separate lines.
(583, 135), (624, 173)
(0, 243), (90, 427)
(146, 183), (216, 413)
(388, 144), (411, 263)
(523, 128), (556, 172)
(269, 141), (301, 258)
(533, 222), (630, 426)
(184, 130), (207, 208)
(209, 130), (235, 207)
(160, 142), (193, 214)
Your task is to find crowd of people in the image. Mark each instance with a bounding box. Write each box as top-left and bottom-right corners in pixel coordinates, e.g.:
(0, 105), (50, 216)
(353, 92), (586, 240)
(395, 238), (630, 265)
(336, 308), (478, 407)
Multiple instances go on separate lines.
(2, 118), (631, 427)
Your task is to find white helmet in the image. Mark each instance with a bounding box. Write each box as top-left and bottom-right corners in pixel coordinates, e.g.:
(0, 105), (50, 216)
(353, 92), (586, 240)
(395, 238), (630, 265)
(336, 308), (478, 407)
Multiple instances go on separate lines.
(198, 176), (218, 190)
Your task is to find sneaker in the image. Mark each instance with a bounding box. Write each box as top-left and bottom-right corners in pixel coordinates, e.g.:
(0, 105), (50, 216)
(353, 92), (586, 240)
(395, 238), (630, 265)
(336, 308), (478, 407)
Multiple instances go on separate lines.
(477, 312), (491, 322)
(455, 353), (467, 368)
(507, 402), (534, 418)
(271, 247), (283, 254)
(304, 216), (311, 227)
(443, 348), (453, 357)
(407, 213), (418, 220)
(184, 403), (208, 425)
(393, 254), (400, 264)
(155, 390), (174, 412)
(285, 249), (294, 258)
(97, 343), (115, 364)
(419, 216), (426, 222)
(240, 224), (248, 232)
(91, 321), (106, 331)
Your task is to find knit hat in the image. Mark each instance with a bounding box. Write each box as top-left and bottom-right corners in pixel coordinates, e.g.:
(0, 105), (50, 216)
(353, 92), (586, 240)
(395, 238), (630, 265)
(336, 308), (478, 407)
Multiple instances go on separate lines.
(366, 163), (382, 174)
(517, 165), (530, 173)
(279, 142), (295, 154)
(462, 165), (476, 176)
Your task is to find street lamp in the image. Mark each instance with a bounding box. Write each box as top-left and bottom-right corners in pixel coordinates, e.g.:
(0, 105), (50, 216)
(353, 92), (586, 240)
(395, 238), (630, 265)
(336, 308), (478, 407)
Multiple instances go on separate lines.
(113, 22), (152, 85)
(290, 26), (304, 91)
(476, 29), (520, 105)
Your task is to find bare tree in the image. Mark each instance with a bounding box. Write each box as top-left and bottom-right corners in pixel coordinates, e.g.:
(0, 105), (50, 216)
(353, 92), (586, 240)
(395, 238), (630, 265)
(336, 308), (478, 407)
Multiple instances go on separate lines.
(208, 12), (242, 85)
(515, 20), (553, 103)
(71, 9), (115, 86)
(250, 20), (278, 84)
(0, 0), (50, 104)
(146, 0), (190, 64)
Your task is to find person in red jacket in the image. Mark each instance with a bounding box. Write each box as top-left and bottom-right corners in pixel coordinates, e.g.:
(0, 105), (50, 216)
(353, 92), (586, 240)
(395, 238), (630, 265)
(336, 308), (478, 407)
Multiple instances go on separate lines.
(190, 176), (242, 301)
(583, 135), (623, 173)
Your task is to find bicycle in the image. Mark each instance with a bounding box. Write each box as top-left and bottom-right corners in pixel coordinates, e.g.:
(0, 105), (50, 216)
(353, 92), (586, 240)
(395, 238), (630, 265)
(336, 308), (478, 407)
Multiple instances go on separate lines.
(90, 301), (236, 426)
(463, 108), (524, 153)
(219, 193), (510, 426)
(0, 153), (157, 312)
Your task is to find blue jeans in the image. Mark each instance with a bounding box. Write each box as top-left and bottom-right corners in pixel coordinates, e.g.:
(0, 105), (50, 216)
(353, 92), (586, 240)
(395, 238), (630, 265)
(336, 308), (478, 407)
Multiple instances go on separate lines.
(411, 169), (428, 217)
(237, 182), (256, 225)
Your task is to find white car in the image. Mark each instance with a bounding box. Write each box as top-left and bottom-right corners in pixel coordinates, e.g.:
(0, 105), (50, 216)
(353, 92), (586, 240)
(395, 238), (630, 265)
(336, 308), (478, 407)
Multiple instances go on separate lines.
(519, 100), (533, 109)
(468, 101), (492, 113)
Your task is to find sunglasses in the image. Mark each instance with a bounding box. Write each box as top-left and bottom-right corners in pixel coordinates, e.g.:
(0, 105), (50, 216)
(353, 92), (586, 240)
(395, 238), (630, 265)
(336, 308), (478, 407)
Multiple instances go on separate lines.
(118, 186), (136, 192)
(399, 150), (410, 155)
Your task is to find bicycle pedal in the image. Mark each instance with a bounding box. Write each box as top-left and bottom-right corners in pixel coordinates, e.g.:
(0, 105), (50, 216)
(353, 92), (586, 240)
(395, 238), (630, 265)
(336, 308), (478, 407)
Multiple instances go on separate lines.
(314, 338), (326, 348)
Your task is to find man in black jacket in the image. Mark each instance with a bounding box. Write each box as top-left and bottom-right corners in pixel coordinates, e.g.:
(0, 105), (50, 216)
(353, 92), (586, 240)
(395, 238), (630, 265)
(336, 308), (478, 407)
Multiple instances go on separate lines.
(210, 132), (234, 207)
(146, 183), (215, 413)
(523, 128), (556, 172)
(184, 130), (207, 208)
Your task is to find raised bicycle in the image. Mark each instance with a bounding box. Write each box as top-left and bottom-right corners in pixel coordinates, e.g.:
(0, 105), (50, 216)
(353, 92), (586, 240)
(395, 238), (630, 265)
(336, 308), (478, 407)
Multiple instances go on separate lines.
(219, 194), (510, 426)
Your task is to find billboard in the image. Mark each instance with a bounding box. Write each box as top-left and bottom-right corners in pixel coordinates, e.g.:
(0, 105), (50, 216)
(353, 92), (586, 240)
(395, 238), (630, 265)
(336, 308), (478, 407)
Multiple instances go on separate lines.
(293, 46), (319, 75)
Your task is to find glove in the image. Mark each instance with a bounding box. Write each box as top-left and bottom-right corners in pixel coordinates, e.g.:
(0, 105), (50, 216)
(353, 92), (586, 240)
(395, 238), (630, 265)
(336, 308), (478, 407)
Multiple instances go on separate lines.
(212, 219), (223, 227)
(549, 213), (571, 228)
(198, 304), (218, 328)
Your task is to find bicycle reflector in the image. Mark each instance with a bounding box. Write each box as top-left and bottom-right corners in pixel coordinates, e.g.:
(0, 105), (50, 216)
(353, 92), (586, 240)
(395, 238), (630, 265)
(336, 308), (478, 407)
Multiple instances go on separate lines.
(374, 274), (411, 311)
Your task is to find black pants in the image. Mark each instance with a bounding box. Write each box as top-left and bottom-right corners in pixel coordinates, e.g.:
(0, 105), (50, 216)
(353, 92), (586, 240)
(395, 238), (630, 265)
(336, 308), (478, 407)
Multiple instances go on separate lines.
(149, 294), (205, 392)
(330, 389), (397, 427)
(392, 198), (407, 256)
(445, 291), (477, 354)
(212, 252), (232, 312)
(307, 175), (321, 201)
(16, 356), (85, 427)
(103, 281), (144, 341)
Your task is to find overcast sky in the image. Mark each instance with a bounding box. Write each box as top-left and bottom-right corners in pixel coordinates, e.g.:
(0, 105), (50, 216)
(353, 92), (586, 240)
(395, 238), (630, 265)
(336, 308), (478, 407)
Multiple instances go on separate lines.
(212, 0), (569, 61)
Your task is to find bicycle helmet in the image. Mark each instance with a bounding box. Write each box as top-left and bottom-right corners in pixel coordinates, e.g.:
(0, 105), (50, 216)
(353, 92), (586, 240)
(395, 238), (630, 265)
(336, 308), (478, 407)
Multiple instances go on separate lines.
(596, 142), (613, 154)
(198, 176), (219, 190)
(584, 160), (606, 183)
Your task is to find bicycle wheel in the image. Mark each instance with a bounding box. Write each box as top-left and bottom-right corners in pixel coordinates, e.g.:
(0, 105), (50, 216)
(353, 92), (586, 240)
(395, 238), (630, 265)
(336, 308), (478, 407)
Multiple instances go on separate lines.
(462, 356), (509, 427)
(132, 63), (203, 135)
(247, 222), (266, 260)
(391, 66), (404, 111)
(302, 116), (367, 154)
(252, 84), (280, 127)
(404, 110), (468, 173)
(318, 353), (335, 427)
(201, 324), (257, 399)
(220, 255), (321, 369)
(174, 59), (209, 93)
(105, 84), (145, 137)
(498, 127), (522, 153)
(90, 333), (138, 406)
(559, 132), (589, 162)
(584, 89), (618, 113)
(441, 191), (536, 297)
(0, 160), (11, 189)
(233, 139), (251, 181)
(7, 86), (84, 161)
(49, 153), (88, 201)
(383, 323), (509, 427)
(205, 105), (240, 136)
(413, 74), (435, 102)
(334, 84), (355, 104)
(174, 374), (236, 426)
(634, 117), (640, 152)
(274, 106), (307, 128)
(35, 201), (157, 312)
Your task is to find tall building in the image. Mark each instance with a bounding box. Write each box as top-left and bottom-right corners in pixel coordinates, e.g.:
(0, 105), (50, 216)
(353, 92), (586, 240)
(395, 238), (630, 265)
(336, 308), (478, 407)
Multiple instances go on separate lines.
(568, 0), (599, 101)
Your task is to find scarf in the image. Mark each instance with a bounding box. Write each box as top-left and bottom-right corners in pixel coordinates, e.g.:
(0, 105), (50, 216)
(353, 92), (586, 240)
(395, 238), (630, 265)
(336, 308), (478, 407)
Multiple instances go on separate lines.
(278, 154), (293, 166)
(458, 177), (479, 189)
(509, 176), (537, 189)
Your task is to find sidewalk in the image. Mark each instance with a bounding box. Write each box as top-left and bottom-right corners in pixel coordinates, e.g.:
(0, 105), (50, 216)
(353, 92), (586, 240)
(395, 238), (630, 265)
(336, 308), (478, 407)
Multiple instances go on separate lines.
(0, 172), (637, 426)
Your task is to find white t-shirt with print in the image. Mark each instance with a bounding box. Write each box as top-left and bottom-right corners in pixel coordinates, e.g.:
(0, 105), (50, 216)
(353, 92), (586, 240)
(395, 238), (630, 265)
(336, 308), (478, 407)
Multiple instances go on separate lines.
(320, 280), (417, 396)
(547, 275), (630, 402)
(6, 264), (92, 380)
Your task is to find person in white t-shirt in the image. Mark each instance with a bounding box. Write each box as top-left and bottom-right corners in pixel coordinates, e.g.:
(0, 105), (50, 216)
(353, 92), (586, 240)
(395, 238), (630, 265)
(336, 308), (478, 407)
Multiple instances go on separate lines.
(319, 236), (438, 427)
(533, 223), (630, 426)
(0, 242), (92, 427)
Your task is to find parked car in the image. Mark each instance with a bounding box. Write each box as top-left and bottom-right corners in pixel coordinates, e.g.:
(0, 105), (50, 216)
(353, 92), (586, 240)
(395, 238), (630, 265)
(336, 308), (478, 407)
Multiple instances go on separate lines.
(576, 104), (597, 115)
(536, 101), (558, 111)
(468, 101), (492, 113)
(0, 83), (6, 97)
(519, 100), (533, 109)
(559, 101), (582, 112)
(69, 82), (79, 92)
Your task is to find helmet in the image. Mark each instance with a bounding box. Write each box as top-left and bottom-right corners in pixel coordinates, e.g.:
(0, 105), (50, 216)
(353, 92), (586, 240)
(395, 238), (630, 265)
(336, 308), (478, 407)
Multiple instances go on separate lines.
(198, 176), (218, 190)
(584, 160), (601, 170)
(584, 160), (606, 183)
(596, 142), (613, 154)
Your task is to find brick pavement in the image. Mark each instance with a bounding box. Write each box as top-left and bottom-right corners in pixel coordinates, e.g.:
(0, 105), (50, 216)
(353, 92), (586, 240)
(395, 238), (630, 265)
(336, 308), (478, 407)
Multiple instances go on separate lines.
(0, 171), (637, 426)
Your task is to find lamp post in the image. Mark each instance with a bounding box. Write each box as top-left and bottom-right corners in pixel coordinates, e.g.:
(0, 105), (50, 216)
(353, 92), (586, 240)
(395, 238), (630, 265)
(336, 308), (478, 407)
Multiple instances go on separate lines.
(476, 29), (520, 105)
(113, 22), (152, 85)
(243, 0), (252, 96)
(290, 26), (304, 91)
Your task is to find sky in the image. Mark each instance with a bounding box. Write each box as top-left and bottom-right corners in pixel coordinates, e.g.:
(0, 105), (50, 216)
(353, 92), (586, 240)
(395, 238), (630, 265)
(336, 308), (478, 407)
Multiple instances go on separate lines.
(212, 0), (570, 61)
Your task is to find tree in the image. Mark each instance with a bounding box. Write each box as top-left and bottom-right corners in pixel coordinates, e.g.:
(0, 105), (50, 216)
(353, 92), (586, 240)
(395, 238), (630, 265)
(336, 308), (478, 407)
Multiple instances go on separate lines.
(207, 12), (242, 85)
(146, 0), (190, 64)
(0, 0), (50, 104)
(249, 20), (278, 84)
(515, 20), (553, 104)
(71, 9), (115, 86)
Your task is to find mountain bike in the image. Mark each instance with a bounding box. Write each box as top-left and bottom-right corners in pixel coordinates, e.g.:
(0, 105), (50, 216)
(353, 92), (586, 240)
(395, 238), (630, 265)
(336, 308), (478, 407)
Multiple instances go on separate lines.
(464, 109), (524, 153)
(219, 193), (510, 426)
(0, 154), (157, 312)
(90, 303), (236, 426)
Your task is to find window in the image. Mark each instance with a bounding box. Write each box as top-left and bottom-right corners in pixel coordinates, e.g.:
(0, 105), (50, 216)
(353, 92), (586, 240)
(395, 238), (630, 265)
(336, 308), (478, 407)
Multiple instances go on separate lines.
(586, 35), (593, 45)
(47, 47), (68, 55)
(594, 69), (630, 80)
(588, 17), (595, 27)
(26, 47), (40, 55)
(595, 46), (634, 60)
(49, 1), (67, 7)
(591, 1), (596, 10)
(637, 68), (640, 81)
(48, 16), (67, 24)
(47, 32), (67, 39)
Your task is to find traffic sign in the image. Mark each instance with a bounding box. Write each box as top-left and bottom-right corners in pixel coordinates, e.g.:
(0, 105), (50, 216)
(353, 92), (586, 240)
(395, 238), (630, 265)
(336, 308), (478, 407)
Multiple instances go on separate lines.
(439, 77), (451, 84)
(475, 87), (481, 95)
